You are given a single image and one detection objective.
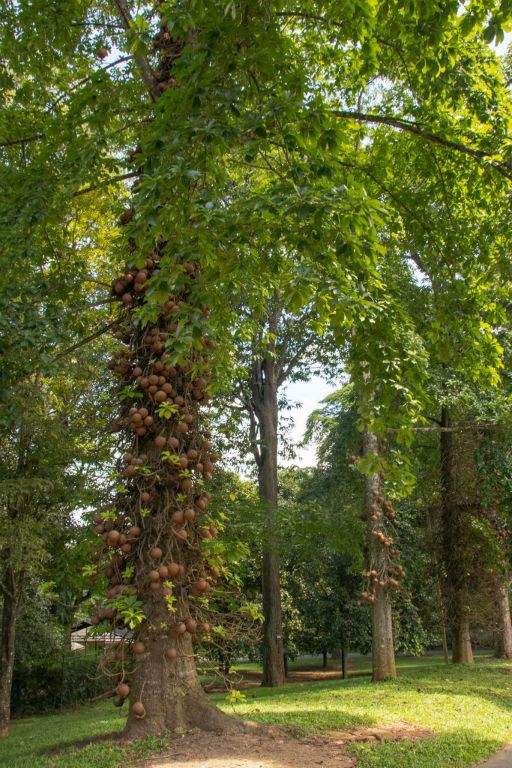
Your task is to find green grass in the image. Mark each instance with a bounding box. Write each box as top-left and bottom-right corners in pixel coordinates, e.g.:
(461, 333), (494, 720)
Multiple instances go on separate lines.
(3, 655), (512, 768)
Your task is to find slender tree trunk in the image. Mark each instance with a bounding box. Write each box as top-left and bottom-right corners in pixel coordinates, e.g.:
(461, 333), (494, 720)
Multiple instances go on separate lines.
(494, 578), (512, 659)
(0, 565), (19, 737)
(364, 430), (396, 681)
(341, 648), (348, 679)
(322, 649), (327, 668)
(425, 509), (450, 664)
(257, 379), (285, 687)
(440, 408), (474, 664)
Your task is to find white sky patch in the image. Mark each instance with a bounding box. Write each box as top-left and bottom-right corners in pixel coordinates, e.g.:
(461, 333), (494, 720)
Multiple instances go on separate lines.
(281, 376), (339, 468)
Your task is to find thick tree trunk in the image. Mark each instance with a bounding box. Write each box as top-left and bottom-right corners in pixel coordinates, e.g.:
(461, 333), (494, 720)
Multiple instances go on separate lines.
(451, 618), (474, 664)
(439, 408), (474, 664)
(124, 598), (244, 739)
(364, 431), (396, 681)
(0, 566), (19, 737)
(258, 384), (285, 688)
(494, 578), (512, 659)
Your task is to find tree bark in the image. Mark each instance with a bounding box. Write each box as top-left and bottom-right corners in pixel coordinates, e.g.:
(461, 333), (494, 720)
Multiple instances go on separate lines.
(0, 565), (20, 737)
(439, 408), (474, 664)
(364, 430), (396, 681)
(494, 578), (512, 660)
(257, 379), (285, 687)
(341, 648), (348, 679)
(124, 597), (244, 739)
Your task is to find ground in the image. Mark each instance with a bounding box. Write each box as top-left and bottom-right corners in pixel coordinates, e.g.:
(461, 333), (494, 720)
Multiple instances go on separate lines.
(3, 654), (512, 768)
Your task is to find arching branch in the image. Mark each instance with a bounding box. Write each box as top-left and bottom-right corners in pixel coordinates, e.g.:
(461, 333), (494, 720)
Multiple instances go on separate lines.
(332, 110), (512, 181)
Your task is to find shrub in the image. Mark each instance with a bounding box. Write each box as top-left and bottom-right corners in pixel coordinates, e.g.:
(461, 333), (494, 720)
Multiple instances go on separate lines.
(11, 653), (109, 715)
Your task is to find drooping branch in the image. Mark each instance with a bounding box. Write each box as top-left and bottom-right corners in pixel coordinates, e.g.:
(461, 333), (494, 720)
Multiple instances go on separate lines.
(332, 110), (512, 181)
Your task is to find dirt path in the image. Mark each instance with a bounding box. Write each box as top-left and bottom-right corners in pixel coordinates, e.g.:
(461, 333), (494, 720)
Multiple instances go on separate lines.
(139, 722), (431, 768)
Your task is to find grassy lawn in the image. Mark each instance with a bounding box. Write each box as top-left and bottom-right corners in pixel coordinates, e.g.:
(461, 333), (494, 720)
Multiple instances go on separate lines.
(3, 655), (512, 768)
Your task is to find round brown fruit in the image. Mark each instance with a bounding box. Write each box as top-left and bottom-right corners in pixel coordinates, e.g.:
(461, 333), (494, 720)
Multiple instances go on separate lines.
(107, 530), (121, 547)
(154, 435), (166, 448)
(165, 647), (177, 659)
(168, 562), (180, 577)
(149, 570), (160, 582)
(128, 525), (141, 538)
(184, 508), (195, 521)
(150, 547), (163, 560)
(172, 510), (185, 525)
(133, 641), (145, 654)
(117, 683), (130, 698)
(176, 529), (188, 541)
(132, 702), (146, 718)
(185, 618), (197, 633)
(158, 565), (169, 579)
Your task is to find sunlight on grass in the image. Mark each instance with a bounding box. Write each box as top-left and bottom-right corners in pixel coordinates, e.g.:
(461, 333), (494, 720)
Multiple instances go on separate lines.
(2, 656), (512, 768)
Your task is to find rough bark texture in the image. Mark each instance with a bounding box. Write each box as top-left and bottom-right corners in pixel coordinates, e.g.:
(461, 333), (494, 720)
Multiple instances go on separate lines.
(124, 599), (243, 739)
(439, 408), (474, 664)
(255, 364), (285, 688)
(0, 565), (19, 737)
(107, 5), (252, 739)
(364, 431), (396, 681)
(494, 578), (512, 660)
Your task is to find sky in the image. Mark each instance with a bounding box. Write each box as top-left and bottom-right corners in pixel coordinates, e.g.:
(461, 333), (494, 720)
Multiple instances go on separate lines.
(281, 376), (339, 468)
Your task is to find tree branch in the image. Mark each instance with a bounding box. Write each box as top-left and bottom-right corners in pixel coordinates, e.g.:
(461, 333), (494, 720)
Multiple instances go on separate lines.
(73, 171), (138, 198)
(333, 110), (512, 181)
(113, 0), (161, 101)
(52, 322), (116, 361)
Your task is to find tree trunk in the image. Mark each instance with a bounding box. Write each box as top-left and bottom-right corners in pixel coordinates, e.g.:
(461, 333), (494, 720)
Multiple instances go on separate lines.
(439, 408), (474, 664)
(258, 381), (285, 687)
(0, 565), (19, 737)
(322, 649), (327, 668)
(364, 430), (396, 681)
(494, 578), (512, 660)
(451, 618), (474, 664)
(124, 598), (244, 739)
(341, 648), (348, 679)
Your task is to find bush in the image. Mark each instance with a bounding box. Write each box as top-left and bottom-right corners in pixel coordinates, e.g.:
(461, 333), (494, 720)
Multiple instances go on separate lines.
(11, 653), (109, 715)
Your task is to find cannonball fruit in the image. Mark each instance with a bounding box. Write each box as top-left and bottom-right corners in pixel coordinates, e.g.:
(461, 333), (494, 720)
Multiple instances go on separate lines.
(132, 702), (146, 718)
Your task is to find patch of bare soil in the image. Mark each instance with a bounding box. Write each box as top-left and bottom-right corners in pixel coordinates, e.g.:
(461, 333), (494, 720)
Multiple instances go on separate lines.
(206, 664), (369, 692)
(138, 722), (433, 768)
(326, 721), (433, 744)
